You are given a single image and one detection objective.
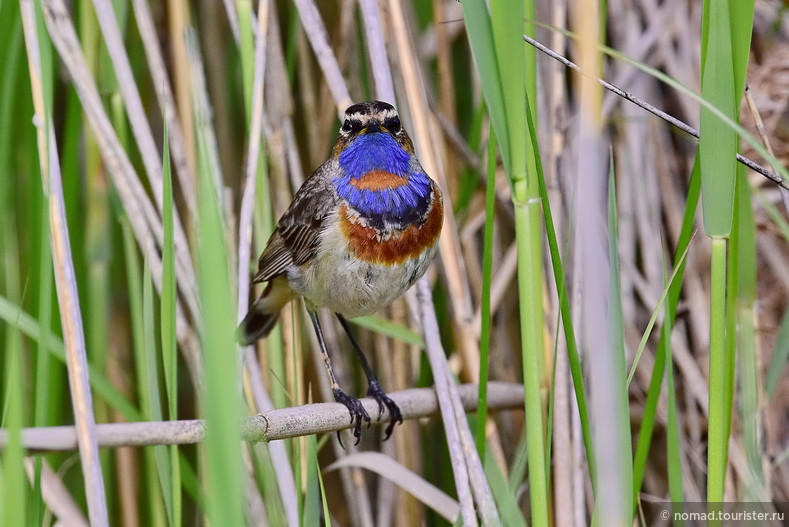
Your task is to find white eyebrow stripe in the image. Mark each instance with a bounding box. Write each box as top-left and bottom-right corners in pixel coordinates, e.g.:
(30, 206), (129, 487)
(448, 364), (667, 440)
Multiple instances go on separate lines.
(345, 113), (365, 121)
(344, 105), (398, 124)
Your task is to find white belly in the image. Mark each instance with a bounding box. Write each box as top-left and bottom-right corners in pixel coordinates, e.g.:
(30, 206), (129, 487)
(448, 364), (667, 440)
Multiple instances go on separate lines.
(286, 216), (437, 317)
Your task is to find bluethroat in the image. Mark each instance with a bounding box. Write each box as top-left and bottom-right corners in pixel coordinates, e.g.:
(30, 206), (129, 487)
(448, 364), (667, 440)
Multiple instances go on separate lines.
(239, 101), (443, 442)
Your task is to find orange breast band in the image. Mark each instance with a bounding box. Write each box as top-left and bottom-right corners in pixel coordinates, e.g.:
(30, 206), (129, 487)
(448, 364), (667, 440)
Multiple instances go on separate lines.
(349, 170), (409, 191)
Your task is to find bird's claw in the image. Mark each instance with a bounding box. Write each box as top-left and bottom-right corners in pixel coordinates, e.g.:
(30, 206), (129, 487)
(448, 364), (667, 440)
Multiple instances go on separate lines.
(333, 388), (371, 447)
(367, 381), (403, 440)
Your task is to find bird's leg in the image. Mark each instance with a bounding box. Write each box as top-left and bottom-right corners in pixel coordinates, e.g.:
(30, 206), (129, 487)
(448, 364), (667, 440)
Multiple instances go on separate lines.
(308, 310), (370, 445)
(336, 314), (403, 440)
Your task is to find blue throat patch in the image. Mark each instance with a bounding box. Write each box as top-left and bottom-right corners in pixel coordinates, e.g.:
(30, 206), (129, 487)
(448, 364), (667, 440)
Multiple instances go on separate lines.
(335, 132), (432, 228)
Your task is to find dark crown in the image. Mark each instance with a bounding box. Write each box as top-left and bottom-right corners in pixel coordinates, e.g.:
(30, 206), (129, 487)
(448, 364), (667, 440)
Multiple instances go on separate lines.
(340, 100), (402, 137)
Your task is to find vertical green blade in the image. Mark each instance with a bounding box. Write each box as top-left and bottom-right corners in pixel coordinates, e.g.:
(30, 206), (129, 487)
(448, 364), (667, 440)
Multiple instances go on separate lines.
(699, 0), (737, 237)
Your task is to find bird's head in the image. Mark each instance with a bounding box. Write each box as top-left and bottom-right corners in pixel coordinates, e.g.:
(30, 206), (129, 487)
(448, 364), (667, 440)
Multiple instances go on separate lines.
(333, 101), (415, 157)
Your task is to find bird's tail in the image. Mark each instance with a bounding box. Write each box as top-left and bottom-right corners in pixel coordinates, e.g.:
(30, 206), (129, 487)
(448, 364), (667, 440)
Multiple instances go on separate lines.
(237, 276), (292, 345)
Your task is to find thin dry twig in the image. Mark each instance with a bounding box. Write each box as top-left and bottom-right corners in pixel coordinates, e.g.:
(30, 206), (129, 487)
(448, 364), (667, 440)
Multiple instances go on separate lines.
(523, 33), (789, 191)
(21, 4), (108, 524)
(1, 383), (525, 450)
(744, 84), (776, 159)
(743, 83), (789, 217)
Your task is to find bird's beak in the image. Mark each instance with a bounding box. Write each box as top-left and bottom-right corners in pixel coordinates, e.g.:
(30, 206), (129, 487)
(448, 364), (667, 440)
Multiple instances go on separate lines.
(363, 122), (381, 134)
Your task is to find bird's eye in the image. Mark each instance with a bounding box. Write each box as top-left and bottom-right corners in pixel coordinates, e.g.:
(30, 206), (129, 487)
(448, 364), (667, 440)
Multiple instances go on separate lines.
(387, 116), (401, 133)
(342, 119), (352, 132)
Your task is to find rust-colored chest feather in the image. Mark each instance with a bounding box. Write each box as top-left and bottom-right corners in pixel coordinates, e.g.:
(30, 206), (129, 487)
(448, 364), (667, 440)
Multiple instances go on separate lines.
(338, 181), (443, 266)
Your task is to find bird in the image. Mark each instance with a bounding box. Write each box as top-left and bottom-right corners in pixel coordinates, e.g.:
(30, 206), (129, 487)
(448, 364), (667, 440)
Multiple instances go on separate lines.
(238, 100), (443, 442)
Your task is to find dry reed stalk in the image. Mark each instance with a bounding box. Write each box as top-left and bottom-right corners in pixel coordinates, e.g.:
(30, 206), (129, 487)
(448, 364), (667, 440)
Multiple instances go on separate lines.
(21, 3), (108, 524)
(3, 383), (525, 451)
(42, 71), (110, 527)
(292, 0), (352, 117)
(130, 0), (197, 217)
(166, 0), (195, 181)
(358, 0), (395, 102)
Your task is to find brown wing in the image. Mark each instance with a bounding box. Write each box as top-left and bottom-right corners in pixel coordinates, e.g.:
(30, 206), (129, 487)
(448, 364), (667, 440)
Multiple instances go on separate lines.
(252, 164), (337, 283)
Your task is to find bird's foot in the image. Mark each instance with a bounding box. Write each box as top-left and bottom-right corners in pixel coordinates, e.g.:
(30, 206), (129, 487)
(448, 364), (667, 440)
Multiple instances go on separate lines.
(333, 388), (371, 447)
(367, 381), (403, 440)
